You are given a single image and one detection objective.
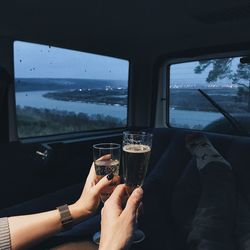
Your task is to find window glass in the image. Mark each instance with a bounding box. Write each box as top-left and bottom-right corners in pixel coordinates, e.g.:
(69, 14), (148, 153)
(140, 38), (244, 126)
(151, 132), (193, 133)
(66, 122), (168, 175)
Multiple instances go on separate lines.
(14, 41), (129, 138)
(169, 56), (250, 135)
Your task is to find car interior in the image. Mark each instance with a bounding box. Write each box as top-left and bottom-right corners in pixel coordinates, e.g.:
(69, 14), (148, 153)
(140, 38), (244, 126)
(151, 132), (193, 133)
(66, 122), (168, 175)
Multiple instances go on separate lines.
(1, 0), (250, 249)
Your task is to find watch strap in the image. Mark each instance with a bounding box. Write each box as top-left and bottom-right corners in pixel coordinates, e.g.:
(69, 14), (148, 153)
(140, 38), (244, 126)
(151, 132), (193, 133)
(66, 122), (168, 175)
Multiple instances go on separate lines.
(57, 204), (73, 230)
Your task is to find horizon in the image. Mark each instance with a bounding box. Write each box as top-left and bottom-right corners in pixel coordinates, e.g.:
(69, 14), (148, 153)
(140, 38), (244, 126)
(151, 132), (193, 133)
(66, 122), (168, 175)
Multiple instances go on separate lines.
(15, 77), (127, 81)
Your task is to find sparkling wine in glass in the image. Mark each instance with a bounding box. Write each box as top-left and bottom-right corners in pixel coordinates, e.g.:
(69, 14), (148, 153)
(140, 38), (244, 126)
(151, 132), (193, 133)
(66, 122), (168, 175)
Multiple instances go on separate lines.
(92, 143), (120, 244)
(122, 131), (153, 243)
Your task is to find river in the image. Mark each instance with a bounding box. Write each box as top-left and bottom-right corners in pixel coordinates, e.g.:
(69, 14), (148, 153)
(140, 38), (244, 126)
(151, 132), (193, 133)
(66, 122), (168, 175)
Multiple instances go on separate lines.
(170, 109), (223, 128)
(16, 91), (224, 127)
(16, 91), (127, 120)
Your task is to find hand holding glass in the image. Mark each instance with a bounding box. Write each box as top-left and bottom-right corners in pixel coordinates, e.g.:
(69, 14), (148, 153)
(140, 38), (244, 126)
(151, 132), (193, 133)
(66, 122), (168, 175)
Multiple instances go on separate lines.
(92, 143), (121, 243)
(122, 131), (153, 243)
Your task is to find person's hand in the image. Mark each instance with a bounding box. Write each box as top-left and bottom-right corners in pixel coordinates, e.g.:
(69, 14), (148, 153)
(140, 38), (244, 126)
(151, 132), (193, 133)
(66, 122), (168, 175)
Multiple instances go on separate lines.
(99, 184), (143, 250)
(70, 155), (116, 220)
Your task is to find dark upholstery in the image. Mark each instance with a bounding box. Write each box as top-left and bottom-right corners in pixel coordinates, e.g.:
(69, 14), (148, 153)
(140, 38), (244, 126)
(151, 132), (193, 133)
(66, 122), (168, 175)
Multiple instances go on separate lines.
(138, 128), (250, 250)
(0, 184), (82, 217)
(2, 128), (250, 249)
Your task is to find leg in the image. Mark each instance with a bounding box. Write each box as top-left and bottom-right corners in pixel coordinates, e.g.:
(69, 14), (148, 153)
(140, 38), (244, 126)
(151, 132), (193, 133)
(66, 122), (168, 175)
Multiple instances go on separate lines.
(52, 240), (98, 250)
(236, 194), (250, 250)
(186, 134), (236, 250)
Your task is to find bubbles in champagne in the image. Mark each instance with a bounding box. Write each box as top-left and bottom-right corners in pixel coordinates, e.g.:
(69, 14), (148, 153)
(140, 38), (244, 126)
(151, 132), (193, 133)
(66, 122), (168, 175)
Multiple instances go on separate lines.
(123, 144), (151, 153)
(94, 159), (120, 176)
(94, 159), (120, 202)
(123, 144), (151, 188)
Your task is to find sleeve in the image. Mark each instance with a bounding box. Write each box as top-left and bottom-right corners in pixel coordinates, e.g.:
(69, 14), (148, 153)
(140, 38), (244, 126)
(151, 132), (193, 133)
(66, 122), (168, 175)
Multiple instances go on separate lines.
(0, 218), (11, 250)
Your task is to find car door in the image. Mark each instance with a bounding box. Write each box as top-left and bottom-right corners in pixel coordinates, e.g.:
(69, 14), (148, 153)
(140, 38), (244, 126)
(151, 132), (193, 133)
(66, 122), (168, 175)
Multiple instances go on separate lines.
(0, 40), (129, 211)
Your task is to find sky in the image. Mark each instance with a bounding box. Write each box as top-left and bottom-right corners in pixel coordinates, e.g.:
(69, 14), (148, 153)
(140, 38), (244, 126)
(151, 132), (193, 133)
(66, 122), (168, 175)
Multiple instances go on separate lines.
(14, 41), (129, 80)
(14, 41), (242, 85)
(170, 58), (240, 86)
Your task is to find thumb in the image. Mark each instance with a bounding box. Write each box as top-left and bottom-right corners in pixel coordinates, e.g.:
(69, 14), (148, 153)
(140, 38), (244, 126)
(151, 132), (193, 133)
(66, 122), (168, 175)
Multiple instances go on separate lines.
(124, 187), (143, 217)
(93, 173), (115, 195)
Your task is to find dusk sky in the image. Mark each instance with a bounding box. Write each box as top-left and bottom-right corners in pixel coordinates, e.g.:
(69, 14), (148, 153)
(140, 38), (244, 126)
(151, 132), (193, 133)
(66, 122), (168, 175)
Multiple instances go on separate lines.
(14, 41), (241, 85)
(14, 41), (129, 80)
(170, 58), (240, 85)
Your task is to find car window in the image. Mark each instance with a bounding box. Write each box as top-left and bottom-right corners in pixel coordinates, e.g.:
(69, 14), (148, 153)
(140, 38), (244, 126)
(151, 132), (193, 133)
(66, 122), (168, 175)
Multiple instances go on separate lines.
(169, 56), (250, 135)
(14, 41), (129, 138)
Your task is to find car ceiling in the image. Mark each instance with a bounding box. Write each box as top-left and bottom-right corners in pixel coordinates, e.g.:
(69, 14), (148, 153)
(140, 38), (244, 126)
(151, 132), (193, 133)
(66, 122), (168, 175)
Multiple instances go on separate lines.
(0, 0), (250, 60)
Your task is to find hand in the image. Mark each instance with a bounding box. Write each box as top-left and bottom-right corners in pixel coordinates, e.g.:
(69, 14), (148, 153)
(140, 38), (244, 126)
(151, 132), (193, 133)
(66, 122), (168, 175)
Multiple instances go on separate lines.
(71, 155), (116, 220)
(7, 156), (117, 250)
(99, 184), (143, 250)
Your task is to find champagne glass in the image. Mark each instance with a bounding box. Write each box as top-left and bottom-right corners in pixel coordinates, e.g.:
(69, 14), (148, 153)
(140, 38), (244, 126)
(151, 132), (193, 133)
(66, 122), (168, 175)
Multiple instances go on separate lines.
(122, 131), (153, 243)
(92, 143), (120, 244)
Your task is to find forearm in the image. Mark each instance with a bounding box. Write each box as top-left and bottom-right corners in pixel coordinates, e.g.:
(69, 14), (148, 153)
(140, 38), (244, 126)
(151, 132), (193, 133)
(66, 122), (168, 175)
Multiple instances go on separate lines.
(8, 203), (88, 250)
(9, 209), (61, 250)
(4, 162), (114, 250)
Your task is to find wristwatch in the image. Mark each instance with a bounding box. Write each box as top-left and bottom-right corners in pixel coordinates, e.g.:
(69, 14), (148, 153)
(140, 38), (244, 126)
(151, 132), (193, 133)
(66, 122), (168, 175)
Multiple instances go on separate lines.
(57, 204), (73, 230)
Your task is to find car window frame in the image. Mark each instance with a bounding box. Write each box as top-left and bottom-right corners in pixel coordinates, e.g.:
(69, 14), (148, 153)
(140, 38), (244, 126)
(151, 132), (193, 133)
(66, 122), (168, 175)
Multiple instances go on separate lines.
(12, 40), (131, 143)
(161, 50), (250, 131)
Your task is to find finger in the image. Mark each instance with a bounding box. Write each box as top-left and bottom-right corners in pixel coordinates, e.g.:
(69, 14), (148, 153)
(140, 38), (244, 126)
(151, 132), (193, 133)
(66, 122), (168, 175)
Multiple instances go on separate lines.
(84, 163), (97, 188)
(98, 154), (111, 161)
(124, 187), (143, 217)
(88, 162), (96, 178)
(93, 173), (114, 195)
(110, 175), (120, 187)
(106, 184), (127, 214)
(104, 184), (127, 218)
(95, 154), (111, 167)
(87, 154), (112, 181)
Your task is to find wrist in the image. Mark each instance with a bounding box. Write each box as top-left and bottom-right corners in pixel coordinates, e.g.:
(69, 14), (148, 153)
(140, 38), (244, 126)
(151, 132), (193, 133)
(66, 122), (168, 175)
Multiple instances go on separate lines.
(99, 244), (123, 250)
(69, 202), (91, 222)
(99, 238), (123, 250)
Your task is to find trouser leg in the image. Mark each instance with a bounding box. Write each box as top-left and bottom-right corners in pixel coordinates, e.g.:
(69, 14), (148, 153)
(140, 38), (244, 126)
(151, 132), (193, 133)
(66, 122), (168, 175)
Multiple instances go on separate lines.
(187, 162), (236, 250)
(236, 187), (250, 250)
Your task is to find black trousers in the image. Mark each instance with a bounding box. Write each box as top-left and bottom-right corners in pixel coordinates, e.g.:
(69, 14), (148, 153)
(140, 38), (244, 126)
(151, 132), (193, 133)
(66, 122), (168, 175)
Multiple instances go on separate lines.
(187, 162), (236, 250)
(143, 160), (250, 250)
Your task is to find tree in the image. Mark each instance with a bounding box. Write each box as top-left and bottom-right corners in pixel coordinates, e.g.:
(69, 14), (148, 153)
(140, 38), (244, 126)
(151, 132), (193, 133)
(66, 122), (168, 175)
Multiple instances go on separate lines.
(194, 59), (233, 83)
(194, 58), (250, 112)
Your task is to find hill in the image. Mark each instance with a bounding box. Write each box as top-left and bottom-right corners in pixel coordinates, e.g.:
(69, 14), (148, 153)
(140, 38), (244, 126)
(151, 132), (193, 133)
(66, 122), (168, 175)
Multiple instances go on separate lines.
(15, 78), (127, 92)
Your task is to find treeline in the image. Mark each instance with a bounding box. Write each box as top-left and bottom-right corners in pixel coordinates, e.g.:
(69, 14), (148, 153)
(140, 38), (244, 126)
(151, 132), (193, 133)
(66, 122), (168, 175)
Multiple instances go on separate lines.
(170, 88), (248, 112)
(16, 106), (126, 138)
(43, 88), (128, 106)
(15, 78), (127, 92)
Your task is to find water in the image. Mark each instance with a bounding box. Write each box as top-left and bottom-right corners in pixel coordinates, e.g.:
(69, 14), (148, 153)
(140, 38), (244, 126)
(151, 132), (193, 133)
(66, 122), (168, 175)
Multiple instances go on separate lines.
(16, 91), (127, 119)
(15, 91), (229, 128)
(170, 109), (223, 128)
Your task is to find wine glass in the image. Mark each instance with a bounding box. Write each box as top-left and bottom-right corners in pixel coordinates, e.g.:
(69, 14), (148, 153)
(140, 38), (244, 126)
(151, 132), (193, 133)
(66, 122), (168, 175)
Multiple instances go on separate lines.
(122, 131), (153, 243)
(92, 143), (121, 244)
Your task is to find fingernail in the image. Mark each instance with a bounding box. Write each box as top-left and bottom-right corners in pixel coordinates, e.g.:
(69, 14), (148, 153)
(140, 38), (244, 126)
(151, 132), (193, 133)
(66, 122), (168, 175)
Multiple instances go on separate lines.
(107, 173), (114, 180)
